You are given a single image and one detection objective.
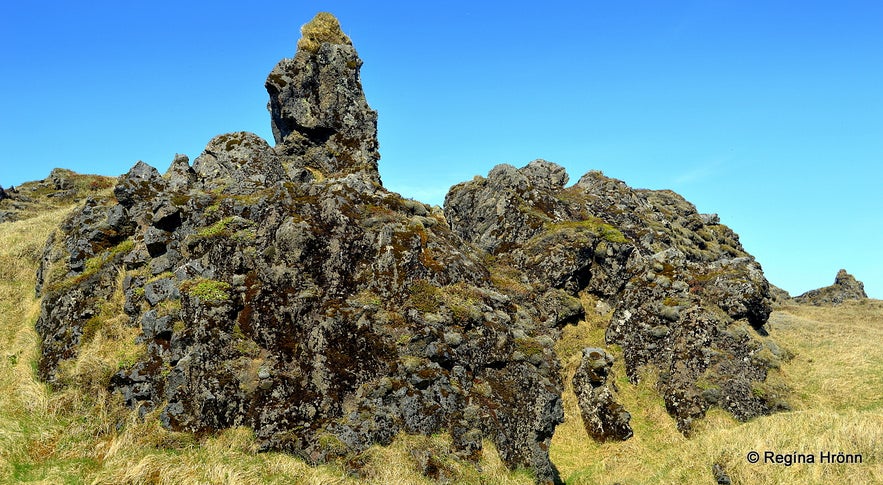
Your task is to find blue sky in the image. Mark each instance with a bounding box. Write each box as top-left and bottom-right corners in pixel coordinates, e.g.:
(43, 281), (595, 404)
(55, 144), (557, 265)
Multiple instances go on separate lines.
(1, 1), (880, 298)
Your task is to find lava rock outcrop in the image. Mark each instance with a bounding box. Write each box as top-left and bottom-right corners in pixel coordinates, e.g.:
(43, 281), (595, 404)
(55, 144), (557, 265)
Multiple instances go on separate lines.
(34, 12), (788, 484)
(36, 13), (564, 484)
(0, 169), (115, 224)
(572, 348), (633, 441)
(793, 269), (868, 306)
(266, 12), (380, 185)
(446, 164), (787, 432)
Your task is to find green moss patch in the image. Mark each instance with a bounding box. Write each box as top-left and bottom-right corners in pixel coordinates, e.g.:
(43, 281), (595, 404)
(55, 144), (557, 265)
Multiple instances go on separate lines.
(545, 218), (628, 244)
(180, 279), (232, 304)
(47, 239), (134, 293)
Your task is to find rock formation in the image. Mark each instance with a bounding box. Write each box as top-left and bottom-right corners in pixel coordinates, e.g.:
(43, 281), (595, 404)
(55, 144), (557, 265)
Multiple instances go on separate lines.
(33, 12), (788, 484)
(36, 13), (564, 483)
(446, 164), (787, 432)
(265, 12), (380, 184)
(572, 348), (632, 441)
(0, 169), (114, 224)
(768, 283), (792, 307)
(793, 269), (868, 305)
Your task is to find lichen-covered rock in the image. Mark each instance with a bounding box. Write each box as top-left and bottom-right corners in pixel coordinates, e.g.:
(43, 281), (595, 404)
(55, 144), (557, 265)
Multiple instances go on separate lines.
(192, 132), (285, 195)
(572, 348), (632, 441)
(266, 13), (380, 184)
(34, 13), (566, 484)
(768, 283), (792, 307)
(793, 269), (868, 305)
(446, 162), (784, 433)
(33, 11), (791, 483)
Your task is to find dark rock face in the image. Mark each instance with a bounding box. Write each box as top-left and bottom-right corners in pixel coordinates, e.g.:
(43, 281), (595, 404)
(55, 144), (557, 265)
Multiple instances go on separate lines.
(793, 269), (868, 305)
(446, 164), (786, 433)
(572, 348), (632, 441)
(35, 13), (564, 484)
(33, 12), (788, 483)
(266, 13), (380, 184)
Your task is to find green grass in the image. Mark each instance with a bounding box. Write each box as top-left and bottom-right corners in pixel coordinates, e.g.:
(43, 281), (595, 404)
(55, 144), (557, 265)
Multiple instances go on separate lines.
(544, 217), (628, 244)
(45, 238), (134, 293)
(180, 278), (232, 304)
(196, 216), (244, 239)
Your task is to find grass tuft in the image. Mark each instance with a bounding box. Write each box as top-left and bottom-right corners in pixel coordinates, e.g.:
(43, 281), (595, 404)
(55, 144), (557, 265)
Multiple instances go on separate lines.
(297, 12), (353, 53)
(180, 278), (232, 304)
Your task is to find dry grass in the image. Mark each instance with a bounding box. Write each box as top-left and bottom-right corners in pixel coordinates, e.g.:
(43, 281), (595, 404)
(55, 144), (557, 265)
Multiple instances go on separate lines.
(551, 299), (883, 484)
(769, 301), (883, 411)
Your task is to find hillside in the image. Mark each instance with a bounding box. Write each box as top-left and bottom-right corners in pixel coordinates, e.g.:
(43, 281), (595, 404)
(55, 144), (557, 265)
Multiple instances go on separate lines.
(2, 12), (881, 485)
(1, 198), (880, 483)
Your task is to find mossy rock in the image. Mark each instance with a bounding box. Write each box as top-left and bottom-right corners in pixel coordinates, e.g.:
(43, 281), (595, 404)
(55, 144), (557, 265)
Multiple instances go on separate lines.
(297, 12), (352, 53)
(180, 278), (232, 304)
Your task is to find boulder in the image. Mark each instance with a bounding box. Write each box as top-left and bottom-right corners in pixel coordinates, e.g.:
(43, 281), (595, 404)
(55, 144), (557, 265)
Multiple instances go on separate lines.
(572, 348), (633, 441)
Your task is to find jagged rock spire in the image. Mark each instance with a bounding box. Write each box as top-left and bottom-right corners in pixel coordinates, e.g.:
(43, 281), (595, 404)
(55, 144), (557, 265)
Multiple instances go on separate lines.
(266, 12), (380, 183)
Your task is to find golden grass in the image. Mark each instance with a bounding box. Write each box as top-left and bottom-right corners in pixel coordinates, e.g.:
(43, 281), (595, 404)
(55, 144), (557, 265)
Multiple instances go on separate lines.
(551, 299), (883, 484)
(770, 301), (883, 411)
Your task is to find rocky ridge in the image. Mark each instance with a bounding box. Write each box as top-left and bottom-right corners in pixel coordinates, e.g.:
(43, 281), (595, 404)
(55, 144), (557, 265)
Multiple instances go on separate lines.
(33, 12), (787, 484)
(793, 269), (868, 306)
(0, 168), (115, 224)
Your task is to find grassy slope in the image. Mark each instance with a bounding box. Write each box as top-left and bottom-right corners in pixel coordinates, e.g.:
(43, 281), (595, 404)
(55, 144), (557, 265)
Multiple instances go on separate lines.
(1, 204), (880, 484)
(551, 299), (883, 484)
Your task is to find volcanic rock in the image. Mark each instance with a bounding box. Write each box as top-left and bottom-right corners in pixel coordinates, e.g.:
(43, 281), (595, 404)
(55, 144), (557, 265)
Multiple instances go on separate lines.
(572, 348), (632, 441)
(793, 269), (868, 305)
(266, 12), (380, 184)
(0, 170), (114, 224)
(35, 13), (565, 484)
(768, 283), (792, 307)
(447, 163), (785, 432)
(33, 11), (789, 484)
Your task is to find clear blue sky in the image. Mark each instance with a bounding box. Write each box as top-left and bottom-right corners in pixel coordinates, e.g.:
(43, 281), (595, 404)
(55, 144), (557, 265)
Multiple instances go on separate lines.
(1, 1), (881, 298)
